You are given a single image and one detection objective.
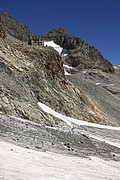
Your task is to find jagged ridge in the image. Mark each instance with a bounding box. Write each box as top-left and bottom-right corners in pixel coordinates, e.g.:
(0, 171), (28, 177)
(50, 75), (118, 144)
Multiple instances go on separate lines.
(1, 12), (38, 42)
(42, 28), (114, 73)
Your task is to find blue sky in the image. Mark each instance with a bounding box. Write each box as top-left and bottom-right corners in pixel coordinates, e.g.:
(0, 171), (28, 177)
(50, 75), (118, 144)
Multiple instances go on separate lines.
(0, 0), (120, 65)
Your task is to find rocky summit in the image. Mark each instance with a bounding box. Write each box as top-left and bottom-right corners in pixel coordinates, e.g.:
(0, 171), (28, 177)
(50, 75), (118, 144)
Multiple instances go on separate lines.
(42, 27), (114, 73)
(0, 12), (120, 179)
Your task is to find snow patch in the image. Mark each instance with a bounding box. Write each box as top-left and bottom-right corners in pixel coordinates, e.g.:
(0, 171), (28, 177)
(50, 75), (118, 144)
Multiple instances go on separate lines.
(63, 64), (73, 75)
(44, 41), (63, 55)
(64, 70), (71, 75)
(96, 83), (101, 85)
(62, 53), (68, 57)
(63, 64), (73, 69)
(38, 102), (120, 130)
(90, 135), (120, 149)
(38, 102), (73, 128)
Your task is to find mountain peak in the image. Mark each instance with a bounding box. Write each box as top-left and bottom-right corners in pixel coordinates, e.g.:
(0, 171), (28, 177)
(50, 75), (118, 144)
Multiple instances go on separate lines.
(42, 28), (114, 73)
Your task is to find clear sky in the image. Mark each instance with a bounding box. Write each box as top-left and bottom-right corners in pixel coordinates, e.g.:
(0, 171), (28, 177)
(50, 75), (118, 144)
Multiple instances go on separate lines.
(0, 0), (120, 65)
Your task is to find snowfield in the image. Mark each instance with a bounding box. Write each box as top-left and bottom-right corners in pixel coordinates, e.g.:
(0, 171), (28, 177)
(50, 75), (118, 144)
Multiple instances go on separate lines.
(0, 140), (120, 180)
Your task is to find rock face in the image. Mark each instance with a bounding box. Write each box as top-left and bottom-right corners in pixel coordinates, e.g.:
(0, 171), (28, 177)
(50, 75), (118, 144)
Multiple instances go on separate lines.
(0, 16), (6, 39)
(0, 13), (119, 126)
(1, 12), (34, 42)
(0, 12), (114, 73)
(42, 28), (114, 73)
(0, 35), (116, 126)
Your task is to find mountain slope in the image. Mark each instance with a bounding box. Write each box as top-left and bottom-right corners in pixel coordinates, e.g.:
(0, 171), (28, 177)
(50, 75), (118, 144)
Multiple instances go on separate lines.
(0, 12), (119, 126)
(0, 13), (120, 179)
(0, 33), (116, 126)
(42, 28), (114, 73)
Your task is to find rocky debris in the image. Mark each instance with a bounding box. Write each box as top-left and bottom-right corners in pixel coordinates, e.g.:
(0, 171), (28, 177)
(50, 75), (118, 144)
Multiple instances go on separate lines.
(0, 115), (120, 161)
(42, 28), (114, 73)
(67, 69), (120, 125)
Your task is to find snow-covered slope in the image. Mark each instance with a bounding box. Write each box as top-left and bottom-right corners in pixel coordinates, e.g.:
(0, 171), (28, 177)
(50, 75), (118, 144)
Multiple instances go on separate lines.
(44, 40), (63, 55)
(0, 140), (120, 180)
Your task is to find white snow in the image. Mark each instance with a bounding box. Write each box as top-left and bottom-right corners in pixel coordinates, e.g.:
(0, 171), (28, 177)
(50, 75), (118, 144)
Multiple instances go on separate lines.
(64, 70), (71, 76)
(96, 83), (101, 85)
(83, 70), (87, 74)
(44, 41), (63, 55)
(63, 64), (73, 69)
(63, 64), (73, 75)
(38, 102), (73, 128)
(38, 102), (120, 130)
(62, 53), (68, 57)
(0, 140), (120, 180)
(89, 135), (120, 149)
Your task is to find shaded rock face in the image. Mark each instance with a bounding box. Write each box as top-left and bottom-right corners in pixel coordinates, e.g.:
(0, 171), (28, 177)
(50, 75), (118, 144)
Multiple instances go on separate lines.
(42, 28), (114, 73)
(1, 12), (34, 42)
(0, 16), (6, 39)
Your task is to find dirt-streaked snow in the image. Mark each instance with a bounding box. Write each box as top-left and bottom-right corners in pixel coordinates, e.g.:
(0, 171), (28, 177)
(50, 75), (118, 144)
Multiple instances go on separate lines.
(0, 140), (120, 180)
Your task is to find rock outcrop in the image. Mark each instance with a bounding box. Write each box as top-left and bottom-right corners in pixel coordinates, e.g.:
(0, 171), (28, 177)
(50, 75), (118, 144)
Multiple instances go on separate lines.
(1, 12), (37, 42)
(0, 16), (6, 39)
(42, 28), (115, 73)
